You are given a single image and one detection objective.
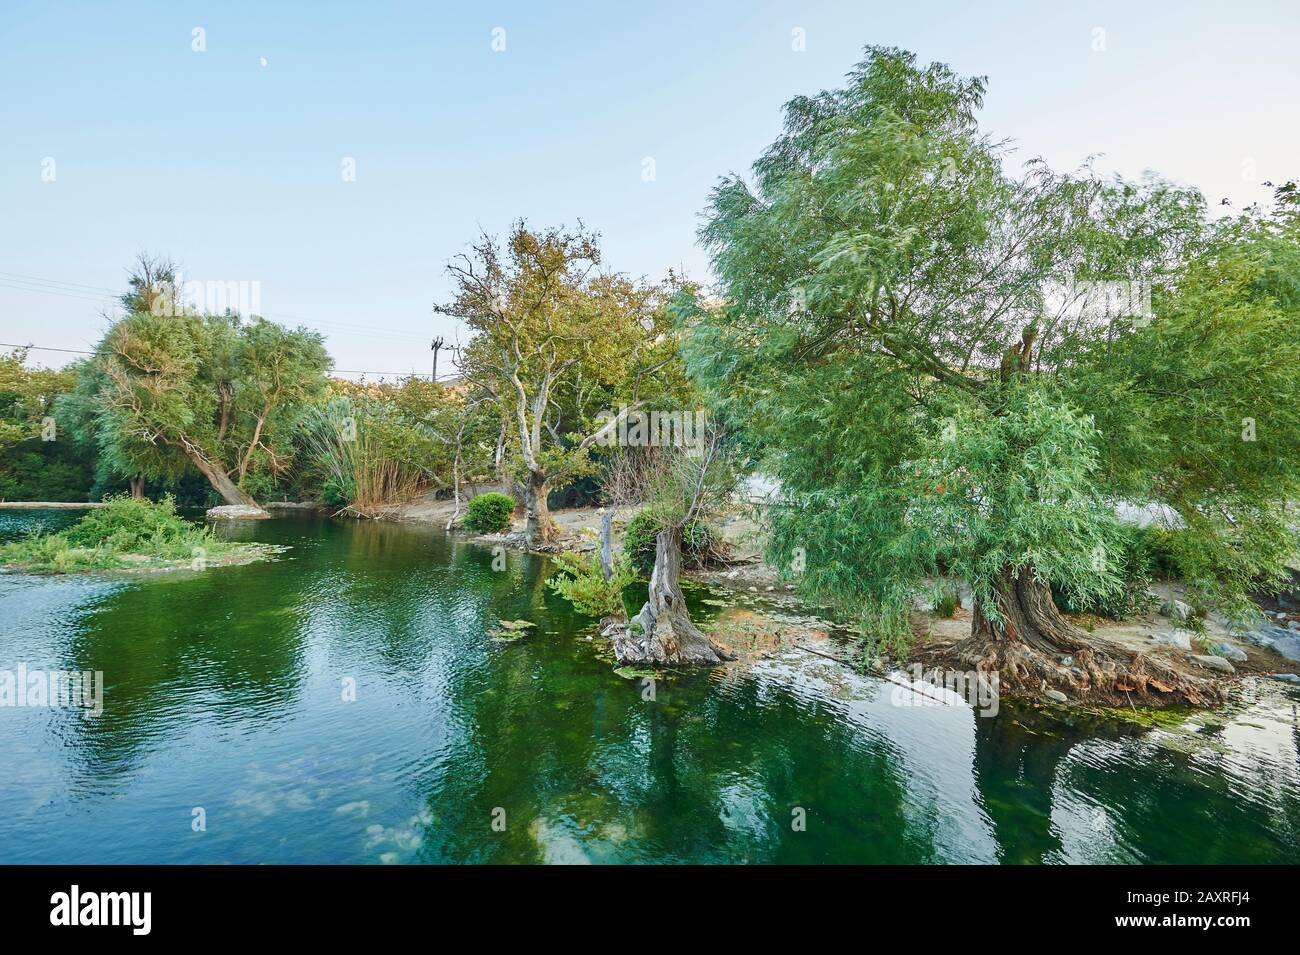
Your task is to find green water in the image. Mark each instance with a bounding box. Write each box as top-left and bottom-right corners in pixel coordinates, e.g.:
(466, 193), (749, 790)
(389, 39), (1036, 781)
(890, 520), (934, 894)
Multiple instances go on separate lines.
(1, 511), (1297, 864)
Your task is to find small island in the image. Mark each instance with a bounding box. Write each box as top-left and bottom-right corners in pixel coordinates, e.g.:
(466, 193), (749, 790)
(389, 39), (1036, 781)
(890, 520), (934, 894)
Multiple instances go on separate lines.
(0, 496), (284, 574)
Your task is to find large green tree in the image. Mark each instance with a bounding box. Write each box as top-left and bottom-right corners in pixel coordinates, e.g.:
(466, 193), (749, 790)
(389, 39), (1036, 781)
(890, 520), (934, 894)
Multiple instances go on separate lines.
(87, 310), (330, 509)
(697, 47), (1299, 702)
(438, 222), (688, 547)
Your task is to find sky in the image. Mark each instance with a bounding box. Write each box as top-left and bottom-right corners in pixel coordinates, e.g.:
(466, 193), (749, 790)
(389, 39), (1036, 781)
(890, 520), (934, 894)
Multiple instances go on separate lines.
(2, 0), (1297, 380)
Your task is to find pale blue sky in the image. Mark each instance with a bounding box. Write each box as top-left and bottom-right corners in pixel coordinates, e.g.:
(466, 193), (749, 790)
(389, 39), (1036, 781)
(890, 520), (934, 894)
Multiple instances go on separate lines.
(2, 0), (1297, 378)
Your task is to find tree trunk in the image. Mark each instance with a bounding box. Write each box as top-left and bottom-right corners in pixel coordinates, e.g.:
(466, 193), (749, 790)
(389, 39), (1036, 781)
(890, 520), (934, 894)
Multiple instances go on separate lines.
(955, 565), (1216, 706)
(446, 430), (463, 532)
(187, 449), (261, 508)
(129, 476), (145, 499)
(970, 566), (1094, 656)
(613, 525), (732, 666)
(523, 471), (556, 547)
(599, 508), (614, 580)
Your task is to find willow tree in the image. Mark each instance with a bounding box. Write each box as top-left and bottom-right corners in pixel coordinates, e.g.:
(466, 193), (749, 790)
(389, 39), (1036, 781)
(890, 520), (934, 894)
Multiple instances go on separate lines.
(90, 311), (330, 509)
(438, 222), (687, 548)
(697, 47), (1300, 702)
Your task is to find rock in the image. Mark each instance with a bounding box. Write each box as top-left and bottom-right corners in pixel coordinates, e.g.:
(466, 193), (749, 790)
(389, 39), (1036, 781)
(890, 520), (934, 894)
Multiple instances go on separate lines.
(1190, 654), (1236, 674)
(1240, 623), (1289, 648)
(1152, 629), (1193, 651)
(1268, 673), (1300, 684)
(1272, 636), (1300, 662)
(1289, 620), (1300, 632)
(1210, 643), (1248, 663)
(206, 504), (270, 520)
(1160, 598), (1192, 621)
(1044, 689), (1068, 704)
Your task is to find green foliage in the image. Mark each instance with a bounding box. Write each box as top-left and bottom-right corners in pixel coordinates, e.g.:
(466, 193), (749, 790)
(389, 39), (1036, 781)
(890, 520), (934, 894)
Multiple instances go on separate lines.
(547, 551), (636, 618)
(440, 223), (692, 511)
(934, 587), (959, 618)
(464, 492), (515, 533)
(85, 307), (330, 502)
(622, 507), (719, 574)
(765, 383), (1132, 639)
(296, 383), (459, 515)
(697, 44), (1300, 643)
(0, 495), (255, 573)
(1, 348), (75, 451)
(1130, 525), (1181, 579)
(0, 350), (95, 501)
(0, 438), (96, 502)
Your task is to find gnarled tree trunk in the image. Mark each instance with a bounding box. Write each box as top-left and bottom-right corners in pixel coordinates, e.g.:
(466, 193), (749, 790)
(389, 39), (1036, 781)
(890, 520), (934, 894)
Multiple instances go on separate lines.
(185, 448), (262, 509)
(954, 566), (1216, 706)
(523, 471), (556, 548)
(614, 525), (732, 666)
(129, 476), (145, 499)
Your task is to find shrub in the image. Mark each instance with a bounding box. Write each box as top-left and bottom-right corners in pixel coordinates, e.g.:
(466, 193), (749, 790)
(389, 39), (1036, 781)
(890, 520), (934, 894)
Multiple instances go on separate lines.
(464, 492), (515, 533)
(1052, 525), (1161, 620)
(1130, 525), (1182, 579)
(298, 397), (439, 516)
(547, 551), (637, 618)
(622, 508), (721, 574)
(934, 587), (959, 618)
(64, 495), (205, 554)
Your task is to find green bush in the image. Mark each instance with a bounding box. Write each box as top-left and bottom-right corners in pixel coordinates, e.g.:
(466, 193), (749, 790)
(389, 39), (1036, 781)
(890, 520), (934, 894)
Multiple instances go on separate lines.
(547, 551), (637, 618)
(62, 495), (204, 553)
(622, 508), (720, 574)
(1052, 525), (1164, 620)
(934, 587), (959, 618)
(0, 438), (96, 502)
(463, 492), (515, 533)
(1130, 525), (1185, 579)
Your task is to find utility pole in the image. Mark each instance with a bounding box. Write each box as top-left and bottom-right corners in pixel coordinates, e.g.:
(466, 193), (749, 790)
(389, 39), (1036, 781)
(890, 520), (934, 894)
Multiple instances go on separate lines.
(431, 335), (445, 381)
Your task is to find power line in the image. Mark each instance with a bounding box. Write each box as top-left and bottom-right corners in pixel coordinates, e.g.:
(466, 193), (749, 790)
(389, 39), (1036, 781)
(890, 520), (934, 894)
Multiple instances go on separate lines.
(0, 342), (93, 355)
(0, 270), (120, 294)
(0, 341), (458, 381)
(0, 270), (435, 344)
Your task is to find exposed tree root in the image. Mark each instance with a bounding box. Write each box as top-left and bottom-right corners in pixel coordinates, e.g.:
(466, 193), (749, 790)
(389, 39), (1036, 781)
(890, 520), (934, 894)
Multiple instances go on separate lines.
(612, 605), (734, 666)
(610, 524), (734, 667)
(948, 566), (1223, 708)
(950, 635), (1221, 708)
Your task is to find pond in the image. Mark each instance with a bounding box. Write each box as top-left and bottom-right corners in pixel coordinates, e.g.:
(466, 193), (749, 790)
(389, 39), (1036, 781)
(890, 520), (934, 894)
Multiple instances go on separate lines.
(1, 511), (1297, 863)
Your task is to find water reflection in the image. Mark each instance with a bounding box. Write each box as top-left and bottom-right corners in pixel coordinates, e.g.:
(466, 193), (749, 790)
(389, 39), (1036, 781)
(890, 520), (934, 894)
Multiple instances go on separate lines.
(0, 512), (1297, 863)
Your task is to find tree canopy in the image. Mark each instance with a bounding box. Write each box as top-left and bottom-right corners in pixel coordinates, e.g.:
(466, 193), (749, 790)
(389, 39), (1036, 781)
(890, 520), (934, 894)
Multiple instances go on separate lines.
(86, 309), (330, 507)
(696, 46), (1299, 696)
(438, 221), (690, 544)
